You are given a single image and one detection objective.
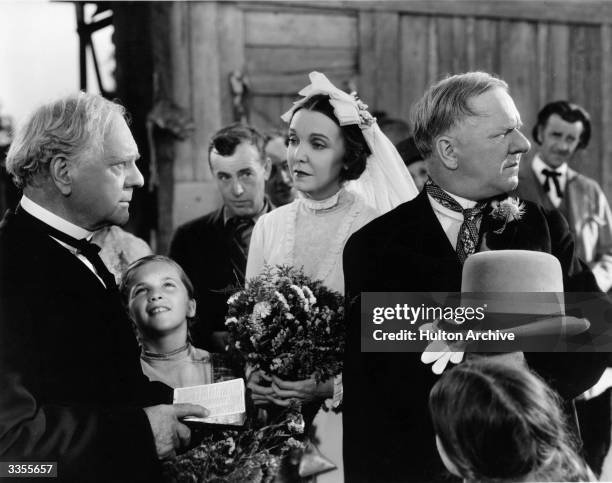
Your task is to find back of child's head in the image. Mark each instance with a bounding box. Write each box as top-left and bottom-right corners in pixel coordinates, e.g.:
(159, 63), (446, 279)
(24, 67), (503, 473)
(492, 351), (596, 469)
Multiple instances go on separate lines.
(429, 358), (592, 482)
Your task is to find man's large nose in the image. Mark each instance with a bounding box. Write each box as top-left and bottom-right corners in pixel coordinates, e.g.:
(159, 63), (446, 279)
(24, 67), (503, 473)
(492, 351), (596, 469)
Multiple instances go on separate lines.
(558, 140), (571, 153)
(231, 179), (245, 196)
(511, 130), (531, 154)
(126, 161), (145, 188)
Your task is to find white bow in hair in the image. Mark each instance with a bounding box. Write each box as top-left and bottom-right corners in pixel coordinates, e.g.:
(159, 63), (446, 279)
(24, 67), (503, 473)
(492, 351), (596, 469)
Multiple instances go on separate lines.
(280, 72), (375, 128)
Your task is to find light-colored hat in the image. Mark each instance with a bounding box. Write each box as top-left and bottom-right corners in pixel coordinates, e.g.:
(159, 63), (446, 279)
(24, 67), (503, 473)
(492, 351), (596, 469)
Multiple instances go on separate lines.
(422, 250), (590, 374)
(460, 250), (589, 338)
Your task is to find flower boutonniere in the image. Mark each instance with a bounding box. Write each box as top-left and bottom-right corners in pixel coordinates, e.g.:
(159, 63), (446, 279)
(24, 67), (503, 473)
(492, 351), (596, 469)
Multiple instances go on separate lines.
(490, 197), (526, 234)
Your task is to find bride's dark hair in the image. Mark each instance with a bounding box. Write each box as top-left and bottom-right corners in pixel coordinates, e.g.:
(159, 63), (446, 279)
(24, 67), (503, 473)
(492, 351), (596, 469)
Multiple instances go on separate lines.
(292, 94), (370, 182)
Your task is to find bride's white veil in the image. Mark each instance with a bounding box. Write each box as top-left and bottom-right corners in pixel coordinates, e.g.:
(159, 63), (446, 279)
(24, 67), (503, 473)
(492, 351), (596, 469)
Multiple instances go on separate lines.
(280, 71), (419, 215)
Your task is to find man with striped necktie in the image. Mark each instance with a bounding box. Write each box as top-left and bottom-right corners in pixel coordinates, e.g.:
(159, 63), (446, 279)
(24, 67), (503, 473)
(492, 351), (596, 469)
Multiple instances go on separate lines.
(343, 72), (608, 483)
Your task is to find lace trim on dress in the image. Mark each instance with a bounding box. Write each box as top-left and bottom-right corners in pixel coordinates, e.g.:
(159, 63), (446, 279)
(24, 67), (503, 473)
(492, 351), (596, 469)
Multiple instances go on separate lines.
(283, 201), (299, 271)
(300, 190), (342, 212)
(316, 192), (363, 284)
(287, 189), (364, 285)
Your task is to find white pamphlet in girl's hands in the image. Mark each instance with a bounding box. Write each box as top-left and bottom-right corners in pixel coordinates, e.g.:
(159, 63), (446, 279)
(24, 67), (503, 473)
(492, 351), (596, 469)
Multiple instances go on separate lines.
(173, 378), (246, 426)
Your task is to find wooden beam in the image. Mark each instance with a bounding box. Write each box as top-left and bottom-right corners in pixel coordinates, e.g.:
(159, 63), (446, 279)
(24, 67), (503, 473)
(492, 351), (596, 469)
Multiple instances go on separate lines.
(472, 18), (499, 75)
(400, 14), (429, 120)
(75, 3), (87, 91)
(358, 11), (377, 108)
(547, 24), (570, 100)
(245, 10), (357, 48)
(498, 20), (538, 138)
(245, 46), (357, 74)
(218, 3), (246, 127)
(249, 69), (357, 95)
(238, 1), (612, 25)
(190, 2), (222, 182)
(169, 2), (195, 183)
(373, 11), (401, 117)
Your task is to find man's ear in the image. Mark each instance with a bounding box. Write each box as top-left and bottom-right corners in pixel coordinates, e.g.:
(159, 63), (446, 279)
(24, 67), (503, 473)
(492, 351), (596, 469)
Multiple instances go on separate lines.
(535, 125), (544, 145)
(49, 155), (73, 195)
(435, 136), (459, 170)
(263, 157), (272, 181)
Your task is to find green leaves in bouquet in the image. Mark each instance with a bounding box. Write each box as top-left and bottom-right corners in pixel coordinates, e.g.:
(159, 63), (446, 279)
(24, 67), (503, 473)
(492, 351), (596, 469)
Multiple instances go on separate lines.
(162, 406), (305, 483)
(224, 265), (345, 383)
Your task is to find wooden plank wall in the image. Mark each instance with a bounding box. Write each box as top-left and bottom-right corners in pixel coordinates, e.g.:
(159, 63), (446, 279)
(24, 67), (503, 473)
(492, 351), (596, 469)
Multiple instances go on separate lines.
(244, 8), (359, 129)
(233, 1), (612, 206)
(167, 1), (612, 237)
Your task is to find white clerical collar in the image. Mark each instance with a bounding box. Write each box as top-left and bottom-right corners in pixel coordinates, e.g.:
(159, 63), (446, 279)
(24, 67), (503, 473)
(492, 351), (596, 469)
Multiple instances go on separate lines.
(20, 195), (93, 240)
(532, 154), (568, 178)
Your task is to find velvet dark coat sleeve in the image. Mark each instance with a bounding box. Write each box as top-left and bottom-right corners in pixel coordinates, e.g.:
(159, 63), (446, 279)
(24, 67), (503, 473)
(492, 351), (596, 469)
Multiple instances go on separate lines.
(0, 212), (172, 483)
(0, 285), (168, 483)
(342, 216), (447, 483)
(343, 228), (379, 483)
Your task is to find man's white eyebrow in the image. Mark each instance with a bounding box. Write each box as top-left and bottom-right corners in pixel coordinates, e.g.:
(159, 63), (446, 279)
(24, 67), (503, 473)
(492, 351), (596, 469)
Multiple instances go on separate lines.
(109, 153), (140, 162)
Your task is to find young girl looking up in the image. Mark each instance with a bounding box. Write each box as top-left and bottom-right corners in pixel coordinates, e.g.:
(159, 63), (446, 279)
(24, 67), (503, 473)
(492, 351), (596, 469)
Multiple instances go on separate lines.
(429, 359), (594, 483)
(120, 255), (232, 388)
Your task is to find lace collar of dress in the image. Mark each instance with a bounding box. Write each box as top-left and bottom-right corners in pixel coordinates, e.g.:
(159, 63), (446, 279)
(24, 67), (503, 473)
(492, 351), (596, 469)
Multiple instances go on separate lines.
(299, 189), (343, 212)
(284, 189), (364, 285)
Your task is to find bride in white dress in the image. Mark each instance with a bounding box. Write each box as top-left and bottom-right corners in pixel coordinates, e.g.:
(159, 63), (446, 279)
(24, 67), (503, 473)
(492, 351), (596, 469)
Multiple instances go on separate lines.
(246, 72), (418, 482)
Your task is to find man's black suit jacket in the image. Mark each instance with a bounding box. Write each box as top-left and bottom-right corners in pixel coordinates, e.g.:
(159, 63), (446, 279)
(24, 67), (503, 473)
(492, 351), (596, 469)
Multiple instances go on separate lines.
(342, 190), (607, 483)
(0, 209), (172, 482)
(169, 208), (237, 349)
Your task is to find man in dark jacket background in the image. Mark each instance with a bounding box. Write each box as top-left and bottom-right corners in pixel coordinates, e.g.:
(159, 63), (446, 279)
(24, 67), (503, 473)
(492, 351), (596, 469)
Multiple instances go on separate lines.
(169, 123), (271, 351)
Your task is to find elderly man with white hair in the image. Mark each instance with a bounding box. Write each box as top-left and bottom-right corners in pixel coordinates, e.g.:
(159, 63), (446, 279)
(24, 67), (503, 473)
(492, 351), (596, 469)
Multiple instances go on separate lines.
(0, 92), (207, 482)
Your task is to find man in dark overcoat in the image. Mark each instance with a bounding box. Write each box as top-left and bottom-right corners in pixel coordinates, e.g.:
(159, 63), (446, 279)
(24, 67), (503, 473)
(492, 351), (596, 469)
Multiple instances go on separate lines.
(343, 72), (608, 483)
(0, 93), (206, 482)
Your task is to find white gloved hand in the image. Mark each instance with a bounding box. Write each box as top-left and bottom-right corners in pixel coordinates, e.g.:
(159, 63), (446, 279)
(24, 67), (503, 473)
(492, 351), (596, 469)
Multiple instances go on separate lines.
(419, 321), (466, 374)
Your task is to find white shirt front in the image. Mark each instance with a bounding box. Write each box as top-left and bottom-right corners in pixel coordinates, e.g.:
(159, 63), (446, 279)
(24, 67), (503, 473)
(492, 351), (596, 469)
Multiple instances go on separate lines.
(20, 196), (106, 286)
(427, 190), (479, 249)
(532, 154), (567, 208)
